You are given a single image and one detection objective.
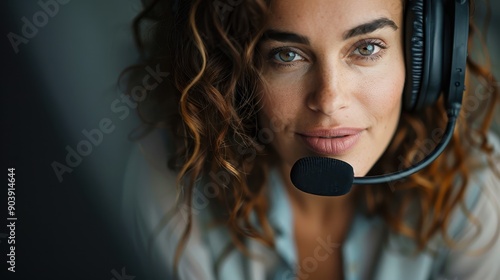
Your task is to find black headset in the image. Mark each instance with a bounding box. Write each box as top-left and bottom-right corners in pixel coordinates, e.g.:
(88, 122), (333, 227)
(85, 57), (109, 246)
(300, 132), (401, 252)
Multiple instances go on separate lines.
(403, 0), (469, 112)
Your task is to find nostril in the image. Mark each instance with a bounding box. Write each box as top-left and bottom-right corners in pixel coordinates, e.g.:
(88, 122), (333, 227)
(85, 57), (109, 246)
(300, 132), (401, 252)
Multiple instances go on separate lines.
(306, 90), (349, 116)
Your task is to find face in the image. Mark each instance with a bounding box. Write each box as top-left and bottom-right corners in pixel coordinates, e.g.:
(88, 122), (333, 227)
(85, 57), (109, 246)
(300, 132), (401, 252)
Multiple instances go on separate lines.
(257, 0), (405, 177)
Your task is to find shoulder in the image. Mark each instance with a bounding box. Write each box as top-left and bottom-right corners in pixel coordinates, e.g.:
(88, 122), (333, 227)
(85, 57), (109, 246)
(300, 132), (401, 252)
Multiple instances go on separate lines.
(121, 129), (216, 280)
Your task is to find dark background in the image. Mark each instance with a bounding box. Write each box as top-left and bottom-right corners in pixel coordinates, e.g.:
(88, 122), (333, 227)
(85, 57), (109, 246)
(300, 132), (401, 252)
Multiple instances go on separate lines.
(1, 1), (499, 279)
(1, 1), (145, 279)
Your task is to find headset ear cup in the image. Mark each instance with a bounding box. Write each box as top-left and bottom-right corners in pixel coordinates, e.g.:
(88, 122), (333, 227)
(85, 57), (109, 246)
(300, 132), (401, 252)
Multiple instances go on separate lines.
(404, 0), (445, 112)
(403, 0), (425, 112)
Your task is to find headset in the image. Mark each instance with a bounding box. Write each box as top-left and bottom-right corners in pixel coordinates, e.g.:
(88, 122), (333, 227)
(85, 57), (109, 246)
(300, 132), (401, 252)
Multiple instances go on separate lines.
(404, 0), (469, 112)
(291, 0), (470, 196)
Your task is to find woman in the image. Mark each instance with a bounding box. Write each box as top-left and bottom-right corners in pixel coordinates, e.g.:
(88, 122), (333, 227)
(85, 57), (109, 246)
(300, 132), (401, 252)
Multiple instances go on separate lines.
(122, 0), (500, 279)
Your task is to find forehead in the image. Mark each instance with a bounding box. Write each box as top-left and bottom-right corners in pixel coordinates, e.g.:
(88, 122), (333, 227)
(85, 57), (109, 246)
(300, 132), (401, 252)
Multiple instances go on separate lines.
(266, 0), (403, 37)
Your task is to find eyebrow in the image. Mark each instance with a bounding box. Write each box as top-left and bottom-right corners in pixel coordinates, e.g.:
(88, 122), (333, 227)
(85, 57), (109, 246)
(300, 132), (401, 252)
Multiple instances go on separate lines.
(342, 17), (398, 40)
(260, 17), (398, 44)
(260, 29), (310, 45)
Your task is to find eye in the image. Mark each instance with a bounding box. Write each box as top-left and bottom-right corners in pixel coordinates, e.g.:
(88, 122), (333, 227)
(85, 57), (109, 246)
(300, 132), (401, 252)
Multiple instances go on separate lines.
(350, 39), (387, 61)
(356, 44), (378, 56)
(271, 49), (304, 63)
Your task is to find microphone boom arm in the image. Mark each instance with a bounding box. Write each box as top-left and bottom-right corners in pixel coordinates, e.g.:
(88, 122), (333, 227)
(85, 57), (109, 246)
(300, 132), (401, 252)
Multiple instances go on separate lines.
(353, 102), (461, 185)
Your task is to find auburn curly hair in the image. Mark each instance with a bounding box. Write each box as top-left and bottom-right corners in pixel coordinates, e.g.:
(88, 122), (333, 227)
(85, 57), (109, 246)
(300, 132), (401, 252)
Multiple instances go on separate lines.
(124, 0), (499, 276)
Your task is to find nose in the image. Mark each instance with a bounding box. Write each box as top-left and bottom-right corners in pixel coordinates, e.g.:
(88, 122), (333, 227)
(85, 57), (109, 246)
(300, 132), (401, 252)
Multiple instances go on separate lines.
(307, 63), (350, 116)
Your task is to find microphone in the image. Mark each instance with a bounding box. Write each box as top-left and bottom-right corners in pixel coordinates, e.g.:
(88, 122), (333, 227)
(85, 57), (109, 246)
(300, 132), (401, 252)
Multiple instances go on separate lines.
(290, 103), (461, 196)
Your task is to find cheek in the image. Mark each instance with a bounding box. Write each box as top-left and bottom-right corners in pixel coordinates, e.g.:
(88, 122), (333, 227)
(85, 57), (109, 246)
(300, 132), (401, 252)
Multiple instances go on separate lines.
(360, 63), (405, 123)
(257, 86), (289, 140)
(369, 81), (403, 119)
(259, 77), (304, 122)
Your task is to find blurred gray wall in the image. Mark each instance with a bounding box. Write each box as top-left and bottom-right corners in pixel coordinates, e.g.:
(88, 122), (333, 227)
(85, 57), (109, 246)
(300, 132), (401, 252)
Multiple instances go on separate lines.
(2, 0), (144, 278)
(5, 0), (142, 201)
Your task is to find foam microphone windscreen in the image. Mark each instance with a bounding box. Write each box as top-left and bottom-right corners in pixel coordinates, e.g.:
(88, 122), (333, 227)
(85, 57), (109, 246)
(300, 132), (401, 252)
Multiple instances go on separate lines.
(290, 157), (354, 196)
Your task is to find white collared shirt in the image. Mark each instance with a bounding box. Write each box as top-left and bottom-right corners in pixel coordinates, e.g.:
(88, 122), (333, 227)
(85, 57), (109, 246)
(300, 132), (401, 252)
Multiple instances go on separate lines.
(121, 130), (500, 280)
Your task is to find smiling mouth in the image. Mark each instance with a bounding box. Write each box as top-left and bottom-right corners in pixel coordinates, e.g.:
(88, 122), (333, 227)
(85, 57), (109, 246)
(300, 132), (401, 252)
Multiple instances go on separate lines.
(318, 135), (348, 139)
(298, 129), (364, 155)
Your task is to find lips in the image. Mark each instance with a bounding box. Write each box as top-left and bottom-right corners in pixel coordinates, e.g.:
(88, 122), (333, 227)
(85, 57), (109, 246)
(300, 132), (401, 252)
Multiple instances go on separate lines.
(298, 128), (364, 156)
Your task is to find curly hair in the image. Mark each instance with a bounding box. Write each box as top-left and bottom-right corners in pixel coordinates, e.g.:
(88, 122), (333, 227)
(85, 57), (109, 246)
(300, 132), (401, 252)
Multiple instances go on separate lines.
(125, 0), (499, 276)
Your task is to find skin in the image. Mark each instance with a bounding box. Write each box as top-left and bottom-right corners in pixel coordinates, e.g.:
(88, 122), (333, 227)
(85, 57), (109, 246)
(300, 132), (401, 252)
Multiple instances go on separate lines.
(256, 0), (405, 278)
